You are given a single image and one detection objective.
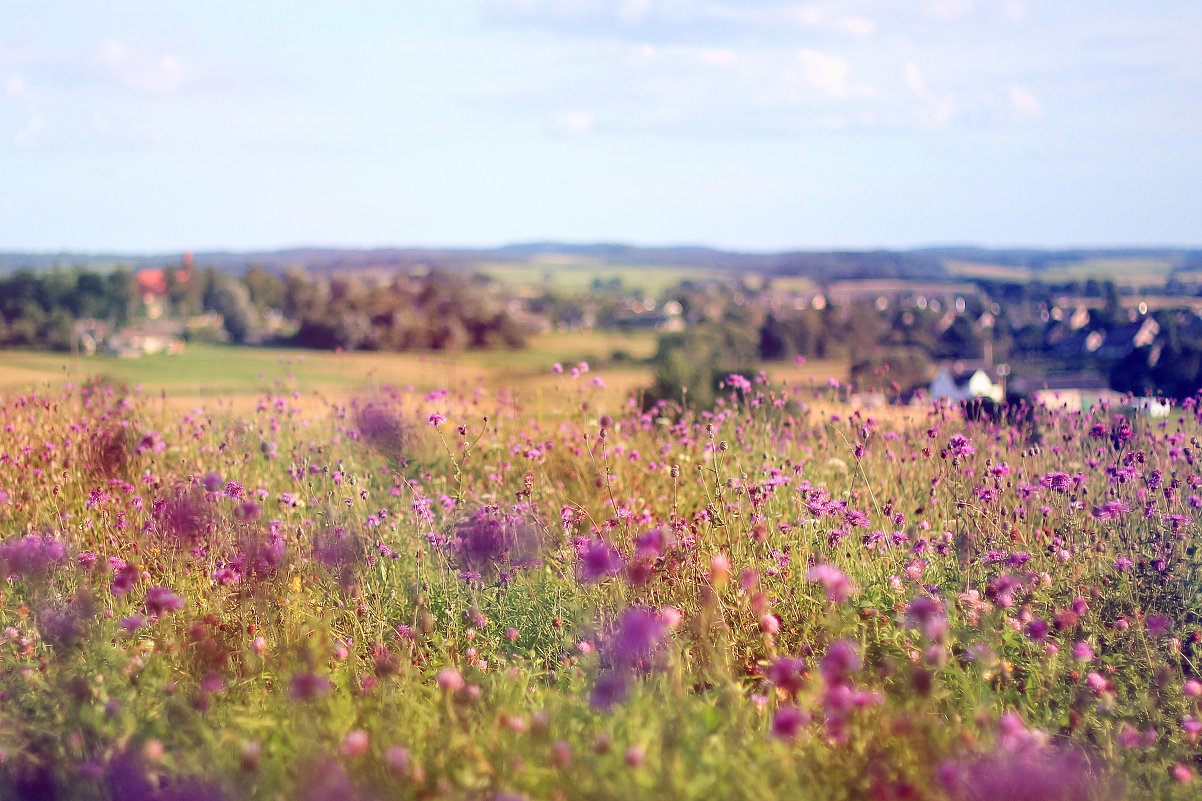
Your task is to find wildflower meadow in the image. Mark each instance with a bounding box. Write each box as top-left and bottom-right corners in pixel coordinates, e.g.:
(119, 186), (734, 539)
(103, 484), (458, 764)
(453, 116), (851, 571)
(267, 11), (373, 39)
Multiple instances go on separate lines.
(1, 366), (1200, 800)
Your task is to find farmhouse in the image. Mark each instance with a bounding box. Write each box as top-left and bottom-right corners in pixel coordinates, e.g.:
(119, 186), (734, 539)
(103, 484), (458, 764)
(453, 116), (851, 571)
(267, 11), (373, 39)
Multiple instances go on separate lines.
(1008, 371), (1122, 413)
(928, 362), (1005, 404)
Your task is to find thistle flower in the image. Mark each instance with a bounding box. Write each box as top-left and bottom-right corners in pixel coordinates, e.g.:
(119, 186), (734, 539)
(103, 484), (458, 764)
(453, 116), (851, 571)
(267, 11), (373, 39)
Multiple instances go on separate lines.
(35, 590), (95, 648)
(940, 743), (1107, 801)
(771, 706), (810, 741)
(144, 586), (184, 617)
(576, 537), (623, 584)
(451, 506), (546, 579)
(0, 532), (65, 580)
(353, 395), (411, 459)
(312, 526), (364, 590)
(766, 657), (806, 697)
(807, 564), (855, 603)
(605, 606), (668, 672)
(151, 484), (215, 548)
(589, 670), (628, 711)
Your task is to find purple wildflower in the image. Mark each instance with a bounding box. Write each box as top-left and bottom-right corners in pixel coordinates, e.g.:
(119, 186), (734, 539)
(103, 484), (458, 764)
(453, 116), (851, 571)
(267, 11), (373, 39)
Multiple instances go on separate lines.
(819, 640), (861, 686)
(1091, 500), (1131, 521)
(577, 538), (624, 583)
(36, 590), (95, 648)
(151, 485), (215, 547)
(312, 526), (364, 589)
(605, 606), (667, 671)
(771, 705), (810, 740)
(904, 595), (948, 640)
(807, 564), (855, 603)
(947, 434), (975, 458)
(110, 562), (141, 596)
(941, 744), (1104, 801)
(1147, 615), (1171, 637)
(353, 396), (412, 459)
(144, 586), (185, 617)
(451, 506), (545, 579)
(290, 671), (331, 700)
(589, 670), (629, 711)
(0, 532), (65, 580)
(766, 657), (806, 697)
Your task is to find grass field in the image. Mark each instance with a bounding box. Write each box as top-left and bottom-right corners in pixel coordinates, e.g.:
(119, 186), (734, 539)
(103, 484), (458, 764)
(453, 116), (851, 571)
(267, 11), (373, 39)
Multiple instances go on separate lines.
(943, 257), (1176, 290)
(478, 262), (731, 294)
(0, 335), (847, 416)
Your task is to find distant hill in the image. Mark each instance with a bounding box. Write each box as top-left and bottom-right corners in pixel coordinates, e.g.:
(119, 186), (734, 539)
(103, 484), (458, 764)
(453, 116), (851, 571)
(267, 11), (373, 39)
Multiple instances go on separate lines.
(2, 244), (1200, 283)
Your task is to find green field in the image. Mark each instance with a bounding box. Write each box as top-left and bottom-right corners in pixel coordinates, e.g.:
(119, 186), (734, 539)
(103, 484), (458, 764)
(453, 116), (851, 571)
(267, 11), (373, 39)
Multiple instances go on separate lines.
(0, 335), (853, 425)
(478, 261), (730, 294)
(943, 257), (1176, 289)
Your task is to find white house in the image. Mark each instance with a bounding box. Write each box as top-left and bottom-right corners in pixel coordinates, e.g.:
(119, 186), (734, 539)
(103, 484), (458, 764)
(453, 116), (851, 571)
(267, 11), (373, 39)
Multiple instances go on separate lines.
(929, 365), (1005, 404)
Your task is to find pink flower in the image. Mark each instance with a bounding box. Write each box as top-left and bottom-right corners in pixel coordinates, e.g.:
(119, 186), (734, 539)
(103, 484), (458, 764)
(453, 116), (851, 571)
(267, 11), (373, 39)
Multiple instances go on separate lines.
(807, 564), (855, 603)
(436, 669), (465, 691)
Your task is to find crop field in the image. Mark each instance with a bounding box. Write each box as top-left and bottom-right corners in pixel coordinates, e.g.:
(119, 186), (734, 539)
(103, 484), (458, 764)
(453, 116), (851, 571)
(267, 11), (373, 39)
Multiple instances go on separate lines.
(0, 333), (660, 410)
(943, 258), (1177, 290)
(0, 356), (1200, 800)
(477, 262), (731, 295)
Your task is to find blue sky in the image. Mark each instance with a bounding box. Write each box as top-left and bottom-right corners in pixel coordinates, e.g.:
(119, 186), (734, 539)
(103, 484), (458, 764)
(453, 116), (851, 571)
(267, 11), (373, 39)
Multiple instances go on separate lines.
(1, 1), (1199, 253)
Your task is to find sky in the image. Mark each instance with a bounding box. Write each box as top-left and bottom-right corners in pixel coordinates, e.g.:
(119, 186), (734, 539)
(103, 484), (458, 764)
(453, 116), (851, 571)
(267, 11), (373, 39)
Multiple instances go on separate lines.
(1, 1), (1200, 253)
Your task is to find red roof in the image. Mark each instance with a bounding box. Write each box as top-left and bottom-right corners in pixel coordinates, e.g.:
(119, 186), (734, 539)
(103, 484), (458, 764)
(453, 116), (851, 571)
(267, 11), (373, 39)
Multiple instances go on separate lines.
(136, 266), (193, 297)
(137, 269), (168, 296)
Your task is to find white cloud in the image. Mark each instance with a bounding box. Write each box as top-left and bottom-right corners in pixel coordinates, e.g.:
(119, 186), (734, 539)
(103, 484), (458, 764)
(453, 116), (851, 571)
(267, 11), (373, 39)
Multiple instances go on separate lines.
(555, 110), (595, 135)
(926, 0), (974, 20)
(693, 46), (735, 66)
(0, 44), (35, 66)
(617, 0), (652, 23)
(915, 94), (957, 129)
(5, 72), (25, 95)
(835, 17), (876, 37)
(904, 63), (925, 94)
(1008, 83), (1041, 118)
(793, 5), (823, 26)
(96, 39), (190, 94)
(13, 113), (44, 145)
(1003, 2), (1026, 22)
(797, 49), (851, 97)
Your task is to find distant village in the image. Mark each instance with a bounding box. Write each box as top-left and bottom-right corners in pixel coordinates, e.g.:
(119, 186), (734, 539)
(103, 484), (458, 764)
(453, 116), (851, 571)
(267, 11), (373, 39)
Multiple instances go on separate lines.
(3, 248), (1202, 407)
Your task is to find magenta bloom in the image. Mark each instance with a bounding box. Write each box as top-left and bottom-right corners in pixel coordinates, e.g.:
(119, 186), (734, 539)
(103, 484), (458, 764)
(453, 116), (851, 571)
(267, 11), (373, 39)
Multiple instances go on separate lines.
(589, 670), (629, 711)
(634, 526), (672, 558)
(577, 538), (624, 584)
(606, 606), (667, 671)
(766, 657), (806, 697)
(904, 596), (947, 640)
(144, 586), (185, 617)
(807, 564), (855, 603)
(771, 705), (810, 740)
(312, 525), (365, 589)
(353, 396), (411, 459)
(451, 506), (545, 579)
(819, 640), (861, 686)
(941, 744), (1104, 801)
(110, 562), (141, 596)
(1091, 500), (1131, 521)
(151, 485), (215, 547)
(0, 533), (66, 580)
(1024, 619), (1049, 642)
(290, 671), (331, 700)
(947, 434), (975, 458)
